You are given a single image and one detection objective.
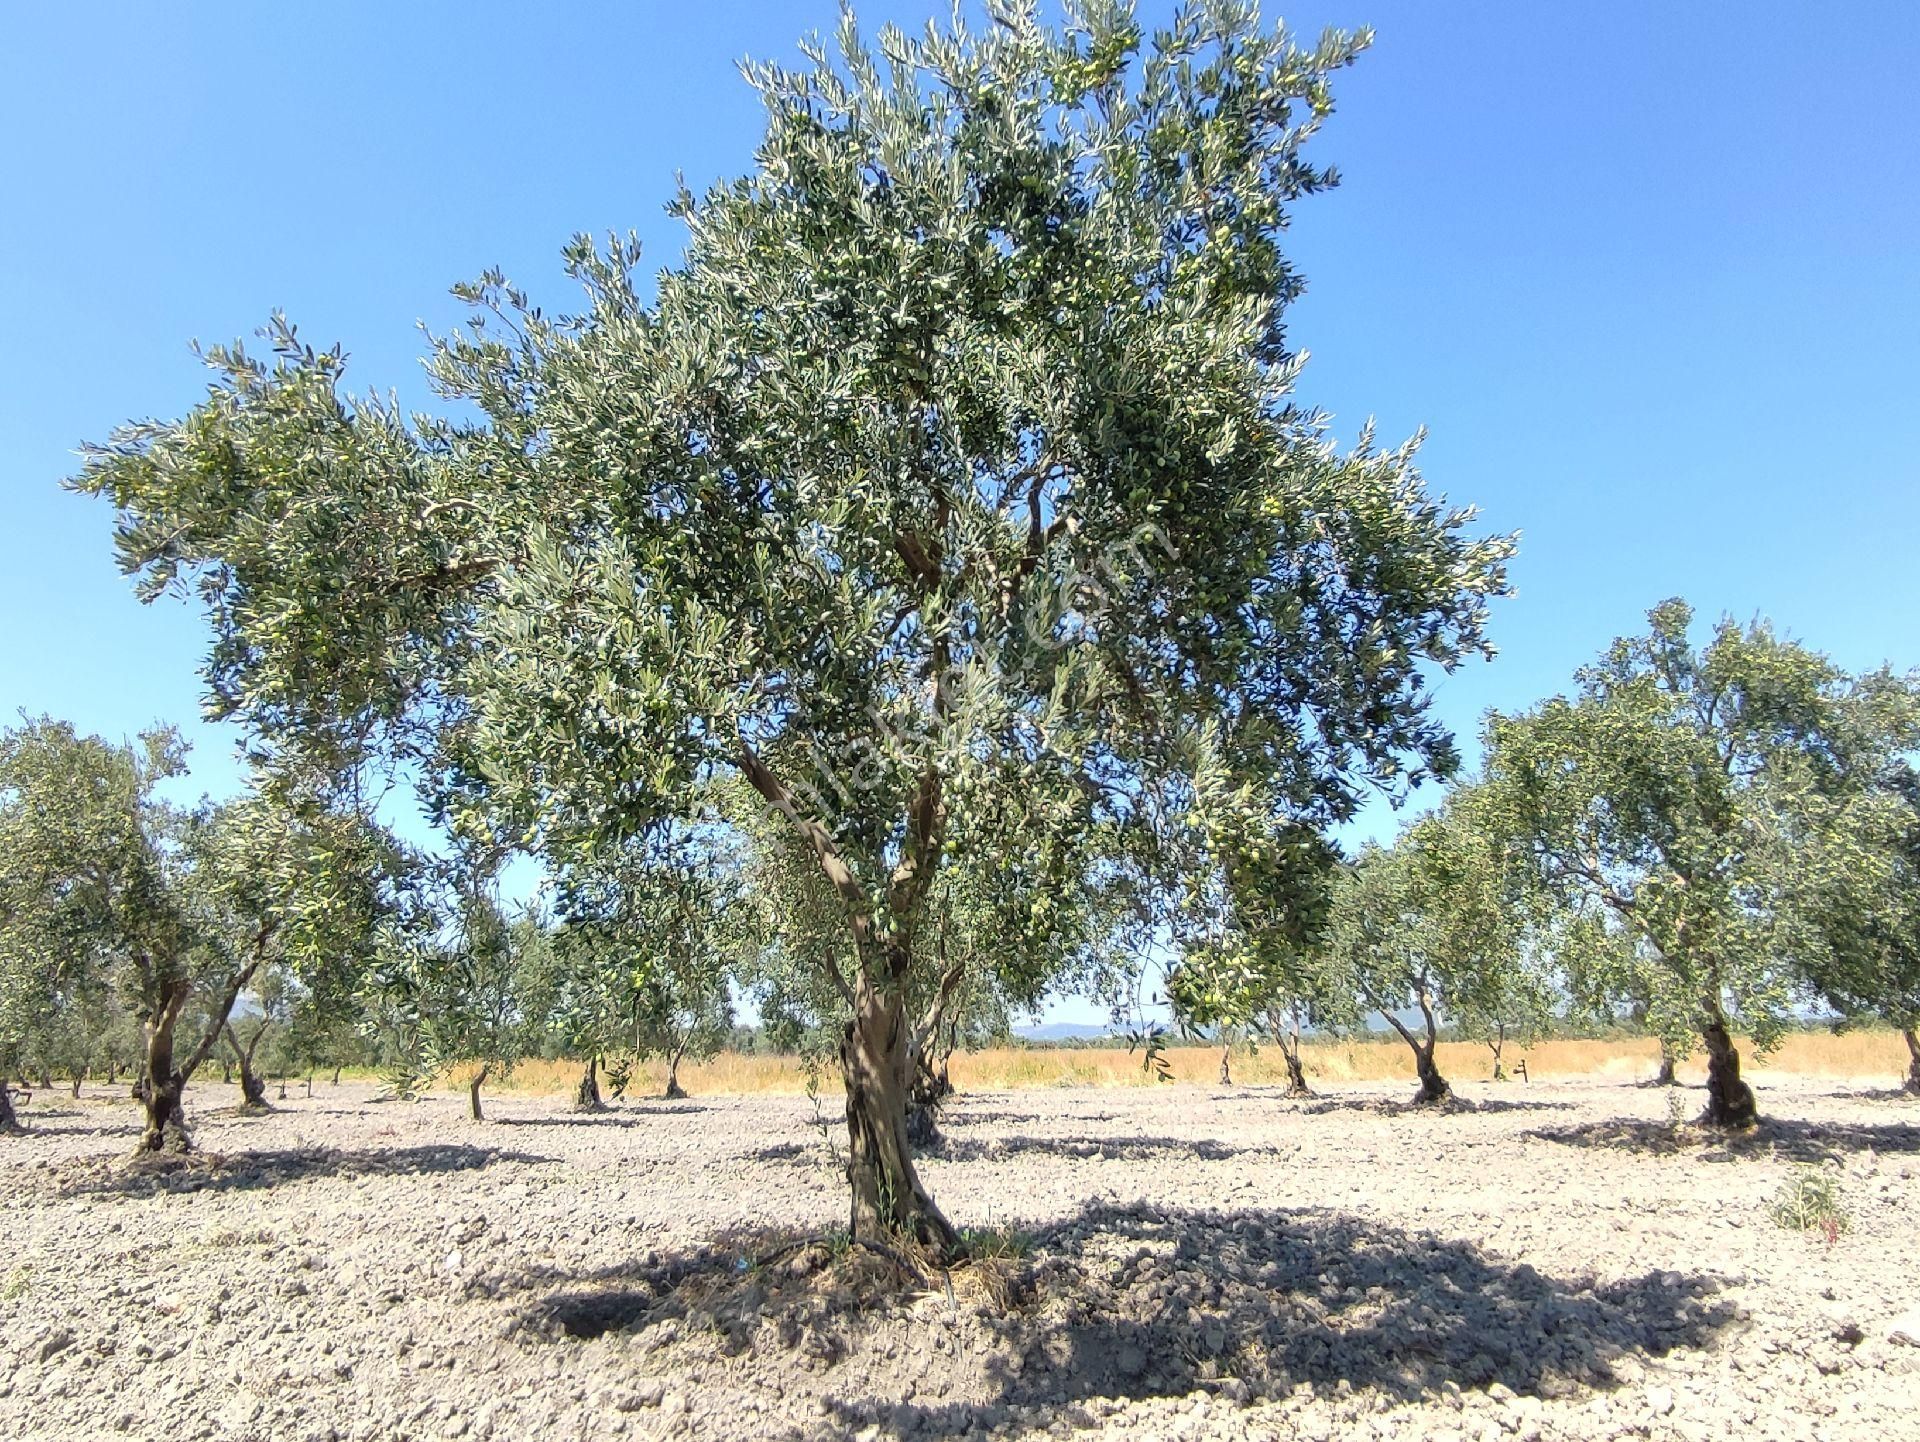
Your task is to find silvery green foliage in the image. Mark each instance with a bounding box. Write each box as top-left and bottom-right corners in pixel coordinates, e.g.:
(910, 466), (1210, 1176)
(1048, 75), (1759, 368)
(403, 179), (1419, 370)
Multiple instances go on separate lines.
(364, 872), (534, 1098)
(1774, 681), (1920, 1037)
(70, 2), (1510, 1182)
(541, 829), (743, 1087)
(0, 717), (416, 1107)
(1478, 599), (1913, 1055)
(1319, 795), (1542, 1049)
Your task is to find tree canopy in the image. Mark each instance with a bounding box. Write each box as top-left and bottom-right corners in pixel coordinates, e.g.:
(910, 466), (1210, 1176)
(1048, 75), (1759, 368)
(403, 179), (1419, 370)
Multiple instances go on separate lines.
(68, 3), (1510, 1246)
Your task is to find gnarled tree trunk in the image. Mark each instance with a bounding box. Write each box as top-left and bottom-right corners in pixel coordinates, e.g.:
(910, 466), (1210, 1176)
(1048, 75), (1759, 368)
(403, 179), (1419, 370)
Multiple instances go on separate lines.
(1267, 1007), (1312, 1098)
(467, 1067), (489, 1121)
(331, 1063), (343, 1087)
(0, 1081), (20, 1134)
(1903, 1028), (1920, 1098)
(140, 981), (193, 1153)
(1376, 985), (1451, 1106)
(1280, 1040), (1310, 1097)
(1218, 1039), (1232, 1086)
(906, 963), (963, 1147)
(1699, 1014), (1757, 1129)
(573, 1055), (607, 1112)
(1488, 1021), (1507, 1081)
(663, 1043), (689, 1101)
(841, 981), (962, 1261)
(225, 1022), (270, 1111)
(70, 1069), (85, 1100)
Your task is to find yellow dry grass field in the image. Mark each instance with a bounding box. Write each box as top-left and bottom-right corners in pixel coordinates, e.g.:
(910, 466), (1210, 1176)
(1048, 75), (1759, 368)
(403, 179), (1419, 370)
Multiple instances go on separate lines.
(453, 1028), (1914, 1099)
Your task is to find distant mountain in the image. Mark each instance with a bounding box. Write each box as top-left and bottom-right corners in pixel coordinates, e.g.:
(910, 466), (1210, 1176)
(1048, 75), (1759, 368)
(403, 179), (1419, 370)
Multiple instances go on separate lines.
(1013, 1021), (1121, 1043)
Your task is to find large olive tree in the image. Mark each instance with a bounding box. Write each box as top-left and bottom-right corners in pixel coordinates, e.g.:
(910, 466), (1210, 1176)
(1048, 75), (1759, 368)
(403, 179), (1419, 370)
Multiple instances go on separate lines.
(71, 4), (1509, 1252)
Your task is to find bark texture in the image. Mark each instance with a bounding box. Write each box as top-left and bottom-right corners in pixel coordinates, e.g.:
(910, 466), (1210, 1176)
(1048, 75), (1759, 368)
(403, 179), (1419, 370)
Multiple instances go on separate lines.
(841, 984), (962, 1261)
(468, 1067), (489, 1122)
(226, 1023), (270, 1111)
(0, 1082), (19, 1133)
(573, 1056), (607, 1112)
(1699, 1017), (1758, 1129)
(663, 1053), (688, 1101)
(1902, 1027), (1919, 1098)
(139, 982), (193, 1153)
(1280, 1041), (1310, 1098)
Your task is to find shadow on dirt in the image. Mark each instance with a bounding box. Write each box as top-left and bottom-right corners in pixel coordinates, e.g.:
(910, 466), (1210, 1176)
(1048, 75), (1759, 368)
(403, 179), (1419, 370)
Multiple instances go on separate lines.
(940, 1109), (1117, 1128)
(494, 1107), (714, 1129)
(1295, 1094), (1573, 1119)
(1530, 1114), (1920, 1160)
(925, 1134), (1274, 1163)
(55, 1143), (556, 1198)
(512, 1199), (1736, 1429)
(746, 1134), (1274, 1165)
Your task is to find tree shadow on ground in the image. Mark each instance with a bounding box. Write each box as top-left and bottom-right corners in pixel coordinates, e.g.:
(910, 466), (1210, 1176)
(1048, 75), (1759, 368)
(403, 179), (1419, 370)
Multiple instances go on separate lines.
(1828, 1086), (1920, 1107)
(54, 1143), (556, 1199)
(1295, 1094), (1571, 1119)
(923, 1134), (1273, 1163)
(494, 1108), (713, 1129)
(1530, 1115), (1920, 1161)
(510, 1199), (1737, 1436)
(940, 1109), (1117, 1127)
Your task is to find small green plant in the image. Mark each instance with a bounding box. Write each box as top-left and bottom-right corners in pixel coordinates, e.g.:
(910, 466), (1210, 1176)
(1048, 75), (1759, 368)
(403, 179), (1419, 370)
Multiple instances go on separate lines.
(802, 1056), (842, 1170)
(959, 1225), (1035, 1262)
(1769, 1165), (1850, 1243)
(1665, 1088), (1688, 1130)
(3, 1266), (30, 1300)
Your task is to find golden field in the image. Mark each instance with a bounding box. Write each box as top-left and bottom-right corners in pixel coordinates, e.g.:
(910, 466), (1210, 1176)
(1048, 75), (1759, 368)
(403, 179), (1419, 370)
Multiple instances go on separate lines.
(450, 1027), (1915, 1099)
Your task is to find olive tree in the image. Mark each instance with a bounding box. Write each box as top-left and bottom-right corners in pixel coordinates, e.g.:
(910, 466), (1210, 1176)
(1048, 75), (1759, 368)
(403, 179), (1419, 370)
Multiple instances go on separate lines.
(71, 4), (1510, 1252)
(1322, 799), (1533, 1106)
(368, 875), (536, 1121)
(0, 718), (406, 1148)
(1782, 727), (1920, 1094)
(549, 838), (744, 1104)
(1479, 600), (1904, 1127)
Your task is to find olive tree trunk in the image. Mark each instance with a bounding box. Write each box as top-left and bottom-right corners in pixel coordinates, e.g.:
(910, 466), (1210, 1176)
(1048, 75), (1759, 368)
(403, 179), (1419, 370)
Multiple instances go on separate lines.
(1266, 1008), (1312, 1098)
(1280, 1037), (1310, 1097)
(1487, 1021), (1507, 1081)
(573, 1055), (607, 1112)
(663, 1042), (689, 1101)
(0, 1081), (20, 1133)
(140, 982), (193, 1153)
(1902, 1028), (1920, 1098)
(841, 981), (962, 1261)
(1374, 987), (1450, 1105)
(225, 1022), (270, 1111)
(1218, 1039), (1232, 1086)
(905, 963), (963, 1147)
(467, 1067), (489, 1121)
(1699, 1014), (1757, 1129)
(1652, 1036), (1678, 1087)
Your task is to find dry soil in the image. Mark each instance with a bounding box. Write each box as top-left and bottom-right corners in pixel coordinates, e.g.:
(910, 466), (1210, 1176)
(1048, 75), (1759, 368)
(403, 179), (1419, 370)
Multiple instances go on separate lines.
(3, 1072), (1918, 1441)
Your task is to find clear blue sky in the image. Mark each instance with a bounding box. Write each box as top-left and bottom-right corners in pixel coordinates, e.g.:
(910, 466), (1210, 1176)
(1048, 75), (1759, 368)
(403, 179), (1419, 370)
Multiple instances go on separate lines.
(4, 3), (1917, 992)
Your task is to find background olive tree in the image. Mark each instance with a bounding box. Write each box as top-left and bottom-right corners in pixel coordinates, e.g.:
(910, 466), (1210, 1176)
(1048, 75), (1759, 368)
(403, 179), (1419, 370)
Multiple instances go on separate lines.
(1478, 600), (1912, 1126)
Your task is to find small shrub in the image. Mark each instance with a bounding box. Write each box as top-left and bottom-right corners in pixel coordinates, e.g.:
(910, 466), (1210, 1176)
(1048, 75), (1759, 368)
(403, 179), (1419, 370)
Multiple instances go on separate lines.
(960, 1225), (1035, 1262)
(1768, 1166), (1850, 1242)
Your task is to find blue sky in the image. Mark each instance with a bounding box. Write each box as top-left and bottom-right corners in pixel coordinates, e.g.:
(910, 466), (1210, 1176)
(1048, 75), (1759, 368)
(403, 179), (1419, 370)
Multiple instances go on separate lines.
(4, 3), (1918, 1020)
